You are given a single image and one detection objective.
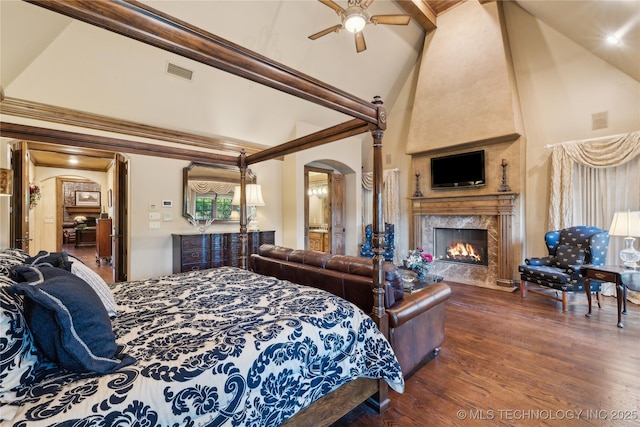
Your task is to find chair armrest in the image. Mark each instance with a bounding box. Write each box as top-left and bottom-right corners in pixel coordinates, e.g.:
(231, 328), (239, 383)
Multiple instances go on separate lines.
(526, 257), (553, 266)
(566, 264), (585, 275)
(387, 282), (451, 329)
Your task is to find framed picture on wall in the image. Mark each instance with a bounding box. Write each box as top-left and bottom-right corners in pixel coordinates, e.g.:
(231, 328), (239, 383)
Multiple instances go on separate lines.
(75, 191), (100, 207)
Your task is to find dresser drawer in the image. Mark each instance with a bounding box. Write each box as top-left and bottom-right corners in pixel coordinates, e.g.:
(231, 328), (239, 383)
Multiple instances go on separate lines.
(182, 262), (210, 272)
(182, 250), (208, 264)
(181, 235), (210, 252)
(173, 232), (275, 274)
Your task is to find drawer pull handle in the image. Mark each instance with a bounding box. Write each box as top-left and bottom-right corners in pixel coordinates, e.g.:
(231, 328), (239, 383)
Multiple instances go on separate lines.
(594, 272), (607, 279)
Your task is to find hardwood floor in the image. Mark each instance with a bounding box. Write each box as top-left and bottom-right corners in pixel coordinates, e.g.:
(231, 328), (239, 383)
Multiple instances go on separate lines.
(333, 282), (640, 427)
(63, 243), (114, 284)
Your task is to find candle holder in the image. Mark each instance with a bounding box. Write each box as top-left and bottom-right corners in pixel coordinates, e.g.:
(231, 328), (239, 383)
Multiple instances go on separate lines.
(413, 170), (423, 197)
(498, 159), (511, 192)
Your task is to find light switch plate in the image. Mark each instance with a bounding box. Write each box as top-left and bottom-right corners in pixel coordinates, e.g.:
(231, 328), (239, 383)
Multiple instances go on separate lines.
(149, 221), (161, 229)
(149, 212), (161, 220)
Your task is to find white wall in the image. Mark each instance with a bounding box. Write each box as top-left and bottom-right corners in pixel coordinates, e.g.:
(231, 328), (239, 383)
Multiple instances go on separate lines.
(504, 2), (640, 257)
(282, 121), (363, 255)
(127, 154), (283, 281)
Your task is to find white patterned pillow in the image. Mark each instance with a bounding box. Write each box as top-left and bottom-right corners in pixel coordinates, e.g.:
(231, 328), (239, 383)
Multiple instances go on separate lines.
(0, 283), (40, 402)
(67, 255), (117, 317)
(0, 248), (29, 277)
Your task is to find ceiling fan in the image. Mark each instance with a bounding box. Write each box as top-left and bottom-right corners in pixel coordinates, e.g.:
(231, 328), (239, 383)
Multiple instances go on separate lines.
(308, 0), (411, 53)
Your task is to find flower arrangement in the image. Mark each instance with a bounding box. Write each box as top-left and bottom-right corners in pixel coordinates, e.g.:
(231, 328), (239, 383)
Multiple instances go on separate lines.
(404, 247), (433, 280)
(29, 183), (41, 209)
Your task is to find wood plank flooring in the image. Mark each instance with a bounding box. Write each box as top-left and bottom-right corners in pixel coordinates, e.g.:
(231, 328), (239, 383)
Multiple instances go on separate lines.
(333, 282), (640, 427)
(63, 243), (114, 284)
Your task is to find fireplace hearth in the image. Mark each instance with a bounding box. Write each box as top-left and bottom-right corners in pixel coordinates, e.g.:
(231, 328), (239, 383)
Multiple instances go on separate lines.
(434, 228), (488, 266)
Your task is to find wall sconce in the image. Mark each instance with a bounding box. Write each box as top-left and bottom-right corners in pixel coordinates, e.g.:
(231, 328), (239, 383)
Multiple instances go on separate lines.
(0, 168), (13, 196)
(609, 210), (640, 269)
(232, 184), (266, 231)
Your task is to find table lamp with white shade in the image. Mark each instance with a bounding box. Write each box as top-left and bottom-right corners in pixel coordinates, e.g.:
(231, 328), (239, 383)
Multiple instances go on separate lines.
(231, 184), (265, 231)
(609, 210), (640, 269)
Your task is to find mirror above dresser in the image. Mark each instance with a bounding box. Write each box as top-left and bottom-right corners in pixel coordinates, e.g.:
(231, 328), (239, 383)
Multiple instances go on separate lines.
(183, 162), (256, 222)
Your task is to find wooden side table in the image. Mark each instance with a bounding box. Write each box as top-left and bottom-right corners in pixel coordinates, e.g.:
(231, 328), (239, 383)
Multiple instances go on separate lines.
(581, 264), (640, 328)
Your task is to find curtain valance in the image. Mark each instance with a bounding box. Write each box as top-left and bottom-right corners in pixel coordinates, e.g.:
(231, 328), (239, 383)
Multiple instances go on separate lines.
(189, 181), (235, 195)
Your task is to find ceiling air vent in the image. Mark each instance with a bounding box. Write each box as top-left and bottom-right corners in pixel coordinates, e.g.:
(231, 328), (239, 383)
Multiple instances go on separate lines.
(166, 62), (193, 81)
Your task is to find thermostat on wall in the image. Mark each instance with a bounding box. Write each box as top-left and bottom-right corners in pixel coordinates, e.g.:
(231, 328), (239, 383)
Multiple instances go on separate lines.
(162, 200), (173, 208)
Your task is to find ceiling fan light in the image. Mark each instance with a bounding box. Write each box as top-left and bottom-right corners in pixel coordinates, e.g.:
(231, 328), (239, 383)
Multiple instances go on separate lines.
(344, 10), (367, 33)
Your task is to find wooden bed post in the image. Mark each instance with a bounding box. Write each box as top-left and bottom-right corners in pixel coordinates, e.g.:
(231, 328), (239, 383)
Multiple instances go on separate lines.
(239, 151), (248, 270)
(369, 96), (390, 413)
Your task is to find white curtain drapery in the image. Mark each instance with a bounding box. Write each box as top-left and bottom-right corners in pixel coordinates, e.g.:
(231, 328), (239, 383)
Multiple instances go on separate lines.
(548, 131), (640, 304)
(549, 131), (640, 230)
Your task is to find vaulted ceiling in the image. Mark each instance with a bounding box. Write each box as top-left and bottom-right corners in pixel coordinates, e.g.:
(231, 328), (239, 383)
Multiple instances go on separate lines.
(1, 0), (638, 168)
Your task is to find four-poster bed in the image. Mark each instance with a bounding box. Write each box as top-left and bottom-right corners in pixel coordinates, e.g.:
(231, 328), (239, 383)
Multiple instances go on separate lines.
(2, 0), (397, 425)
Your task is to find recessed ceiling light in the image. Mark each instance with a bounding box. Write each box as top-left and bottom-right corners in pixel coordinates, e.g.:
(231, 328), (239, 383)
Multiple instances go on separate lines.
(69, 157), (79, 165)
(606, 34), (621, 45)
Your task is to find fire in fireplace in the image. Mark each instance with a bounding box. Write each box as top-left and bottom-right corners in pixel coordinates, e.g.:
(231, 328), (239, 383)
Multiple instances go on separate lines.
(434, 227), (488, 266)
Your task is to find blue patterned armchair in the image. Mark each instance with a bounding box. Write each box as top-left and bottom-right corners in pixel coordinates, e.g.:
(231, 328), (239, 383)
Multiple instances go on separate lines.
(359, 223), (395, 262)
(519, 226), (609, 312)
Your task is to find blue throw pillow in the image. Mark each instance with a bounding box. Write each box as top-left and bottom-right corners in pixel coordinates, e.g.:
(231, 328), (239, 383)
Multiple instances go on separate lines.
(24, 250), (72, 271)
(8, 266), (134, 374)
(554, 245), (586, 270)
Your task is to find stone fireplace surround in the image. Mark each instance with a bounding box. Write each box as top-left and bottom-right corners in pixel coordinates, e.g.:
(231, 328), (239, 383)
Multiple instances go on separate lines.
(411, 193), (519, 291)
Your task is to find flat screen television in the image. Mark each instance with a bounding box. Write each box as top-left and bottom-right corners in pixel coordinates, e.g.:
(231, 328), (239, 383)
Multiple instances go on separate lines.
(430, 150), (485, 189)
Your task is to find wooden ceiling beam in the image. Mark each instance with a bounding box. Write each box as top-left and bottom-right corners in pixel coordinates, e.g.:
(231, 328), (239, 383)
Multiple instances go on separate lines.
(0, 122), (240, 167)
(246, 119), (370, 165)
(396, 0), (438, 32)
(0, 96), (266, 157)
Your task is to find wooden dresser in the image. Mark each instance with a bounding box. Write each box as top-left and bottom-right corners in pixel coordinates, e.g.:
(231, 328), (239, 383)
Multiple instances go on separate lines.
(95, 218), (112, 264)
(172, 231), (275, 273)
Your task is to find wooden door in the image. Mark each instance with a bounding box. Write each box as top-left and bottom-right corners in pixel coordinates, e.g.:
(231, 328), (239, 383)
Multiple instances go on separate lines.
(10, 142), (30, 251)
(114, 154), (128, 282)
(330, 173), (345, 255)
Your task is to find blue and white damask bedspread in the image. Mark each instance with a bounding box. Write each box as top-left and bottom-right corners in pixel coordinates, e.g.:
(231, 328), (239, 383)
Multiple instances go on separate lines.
(7, 266), (404, 426)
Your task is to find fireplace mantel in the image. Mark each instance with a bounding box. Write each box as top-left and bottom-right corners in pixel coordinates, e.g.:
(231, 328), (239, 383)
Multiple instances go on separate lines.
(411, 192), (518, 216)
(411, 192), (519, 289)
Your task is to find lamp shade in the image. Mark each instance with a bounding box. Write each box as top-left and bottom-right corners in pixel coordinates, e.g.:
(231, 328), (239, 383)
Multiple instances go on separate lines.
(231, 185), (241, 206)
(609, 210), (640, 237)
(246, 184), (265, 207)
(0, 168), (13, 196)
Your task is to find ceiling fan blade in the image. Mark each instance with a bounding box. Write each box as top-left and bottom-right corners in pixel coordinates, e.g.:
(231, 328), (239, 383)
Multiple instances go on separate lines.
(355, 31), (367, 53)
(319, 0), (345, 14)
(370, 14), (411, 25)
(308, 24), (343, 40)
(362, 0), (374, 9)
